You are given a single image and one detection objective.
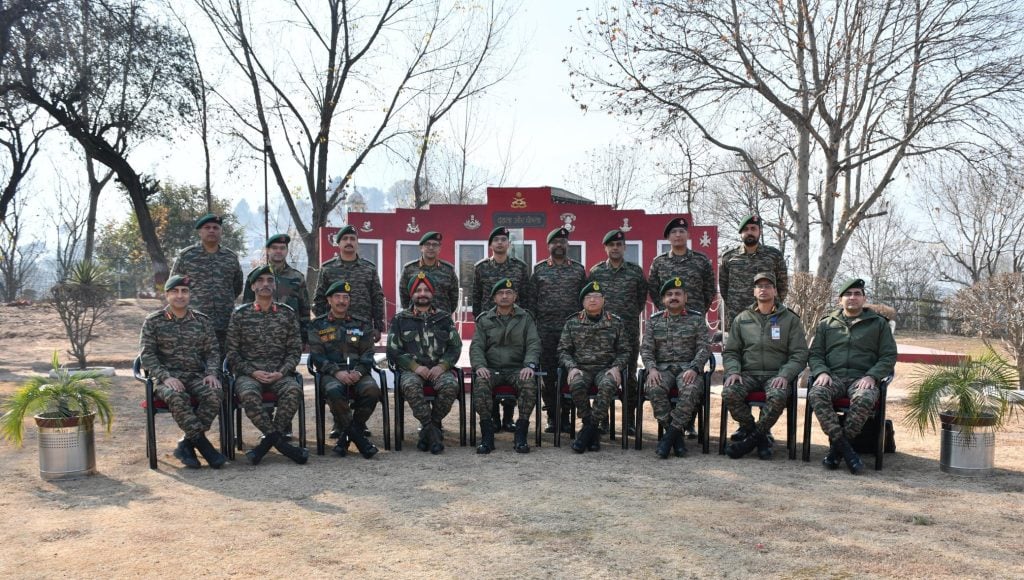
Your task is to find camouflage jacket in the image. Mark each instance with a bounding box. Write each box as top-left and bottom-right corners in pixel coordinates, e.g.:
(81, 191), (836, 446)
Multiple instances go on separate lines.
(528, 258), (587, 334)
(243, 262), (310, 343)
(809, 308), (896, 382)
(639, 309), (710, 373)
(587, 259), (647, 332)
(308, 312), (376, 378)
(170, 244), (244, 332)
(469, 305), (541, 372)
(723, 303), (808, 381)
(313, 255), (385, 334)
(225, 302), (302, 377)
(647, 249), (715, 315)
(399, 258), (460, 314)
(139, 307), (220, 382)
(719, 244), (788, 322)
(472, 256), (531, 318)
(557, 310), (628, 371)
(386, 308), (462, 372)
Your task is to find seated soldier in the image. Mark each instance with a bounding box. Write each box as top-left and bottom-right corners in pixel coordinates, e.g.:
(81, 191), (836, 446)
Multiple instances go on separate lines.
(640, 277), (711, 459)
(387, 272), (462, 454)
(558, 281), (628, 453)
(470, 278), (542, 454)
(139, 275), (226, 469)
(226, 266), (308, 465)
(808, 278), (897, 474)
(308, 280), (381, 459)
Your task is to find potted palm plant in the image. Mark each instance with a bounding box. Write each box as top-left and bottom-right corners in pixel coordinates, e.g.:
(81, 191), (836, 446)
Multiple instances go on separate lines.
(0, 352), (114, 479)
(905, 350), (1023, 476)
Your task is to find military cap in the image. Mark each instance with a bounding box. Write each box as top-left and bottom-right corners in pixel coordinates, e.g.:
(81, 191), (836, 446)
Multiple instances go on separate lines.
(662, 217), (688, 238)
(194, 213), (222, 229)
(579, 280), (604, 302)
(333, 225), (357, 244)
(753, 271), (776, 286)
(839, 278), (866, 295)
(603, 229), (626, 245)
(738, 214), (763, 232)
(408, 271), (435, 295)
(266, 233), (291, 247)
(547, 227), (570, 244)
(488, 226), (510, 244)
(325, 280), (353, 297)
(419, 231), (442, 245)
(164, 275), (190, 292)
(659, 276), (687, 297)
(490, 277), (516, 297)
(247, 265), (275, 286)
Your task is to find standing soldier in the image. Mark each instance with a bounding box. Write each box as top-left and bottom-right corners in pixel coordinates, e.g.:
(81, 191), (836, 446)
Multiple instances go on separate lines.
(313, 225), (385, 341)
(470, 278), (542, 454)
(170, 213), (243, 352)
(387, 272), (463, 455)
(308, 280), (381, 459)
(139, 275), (226, 469)
(528, 227), (587, 434)
(226, 266), (307, 465)
(558, 281), (628, 453)
(398, 231), (460, 314)
(719, 215), (788, 331)
(640, 278), (711, 459)
(243, 233), (311, 346)
(472, 226), (532, 433)
(588, 229), (647, 435)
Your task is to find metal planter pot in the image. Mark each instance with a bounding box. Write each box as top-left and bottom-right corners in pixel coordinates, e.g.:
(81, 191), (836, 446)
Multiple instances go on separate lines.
(939, 412), (996, 476)
(35, 413), (97, 480)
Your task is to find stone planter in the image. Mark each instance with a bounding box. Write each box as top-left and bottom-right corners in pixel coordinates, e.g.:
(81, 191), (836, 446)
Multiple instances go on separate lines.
(35, 412), (97, 480)
(49, 366), (116, 379)
(939, 411), (996, 476)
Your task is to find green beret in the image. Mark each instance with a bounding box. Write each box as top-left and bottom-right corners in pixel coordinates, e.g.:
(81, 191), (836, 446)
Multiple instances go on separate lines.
(333, 225), (357, 244)
(164, 275), (190, 292)
(547, 227), (570, 244)
(488, 226), (510, 244)
(579, 280), (603, 302)
(419, 231), (442, 245)
(738, 214), (762, 232)
(603, 229), (625, 245)
(408, 271), (435, 295)
(325, 280), (352, 297)
(659, 277), (686, 296)
(247, 265), (275, 286)
(194, 213), (222, 229)
(662, 217), (688, 238)
(266, 233), (290, 247)
(490, 278), (516, 297)
(753, 271), (776, 286)
(839, 278), (866, 295)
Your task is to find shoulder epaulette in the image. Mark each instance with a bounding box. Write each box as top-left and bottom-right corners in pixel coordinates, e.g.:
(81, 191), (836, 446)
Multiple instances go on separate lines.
(234, 303), (253, 312)
(650, 310), (665, 319)
(193, 309), (210, 319)
(687, 308), (703, 317)
(402, 259), (420, 269)
(277, 302), (295, 313)
(220, 246), (239, 256)
(439, 259), (456, 270)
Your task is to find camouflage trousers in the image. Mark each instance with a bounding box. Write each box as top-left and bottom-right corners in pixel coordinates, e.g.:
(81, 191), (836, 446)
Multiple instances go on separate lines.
(808, 376), (879, 441)
(568, 367), (619, 428)
(399, 370), (459, 427)
(722, 375), (789, 434)
(322, 374), (381, 432)
(153, 373), (222, 440)
(538, 330), (561, 411)
(235, 374), (303, 435)
(644, 365), (702, 432)
(473, 370), (538, 422)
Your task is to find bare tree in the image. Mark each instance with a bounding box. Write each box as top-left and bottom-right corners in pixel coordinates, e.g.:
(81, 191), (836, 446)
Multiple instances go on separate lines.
(0, 94), (54, 223)
(0, 196), (42, 301)
(949, 273), (1024, 389)
(786, 272), (834, 345)
(563, 142), (647, 209)
(49, 182), (89, 281)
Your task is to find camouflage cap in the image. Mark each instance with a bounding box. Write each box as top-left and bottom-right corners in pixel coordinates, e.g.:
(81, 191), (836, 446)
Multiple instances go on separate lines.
(194, 213), (222, 229)
(247, 265), (275, 286)
(603, 229), (625, 245)
(164, 275), (190, 292)
(659, 276), (687, 297)
(839, 278), (866, 295)
(663, 217), (688, 238)
(490, 277), (516, 297)
(325, 280), (353, 297)
(488, 226), (510, 244)
(738, 214), (763, 232)
(266, 233), (291, 247)
(547, 227), (570, 243)
(579, 280), (604, 302)
(419, 231), (442, 245)
(332, 225), (357, 244)
(408, 271), (435, 295)
(753, 271), (776, 286)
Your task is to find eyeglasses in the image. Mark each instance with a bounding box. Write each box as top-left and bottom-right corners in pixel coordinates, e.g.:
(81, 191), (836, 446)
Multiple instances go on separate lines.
(841, 291), (865, 297)
(422, 242), (441, 248)
(754, 284), (775, 289)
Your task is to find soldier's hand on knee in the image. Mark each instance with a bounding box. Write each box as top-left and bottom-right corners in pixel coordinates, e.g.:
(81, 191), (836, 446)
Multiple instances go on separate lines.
(567, 368), (583, 382)
(724, 373), (742, 386)
(519, 367), (534, 381)
(476, 367), (492, 380)
(427, 365), (445, 381)
(646, 368), (662, 387)
(682, 369), (698, 385)
(414, 366), (432, 380)
(853, 376), (876, 390)
(813, 373), (832, 387)
(203, 375), (221, 390)
(769, 376), (788, 389)
(165, 377), (185, 392)
(606, 367), (622, 385)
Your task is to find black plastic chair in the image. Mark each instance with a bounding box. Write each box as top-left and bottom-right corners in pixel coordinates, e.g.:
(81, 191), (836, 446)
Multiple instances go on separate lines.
(391, 365), (467, 451)
(635, 354), (716, 454)
(553, 367), (628, 449)
(306, 357), (391, 455)
(802, 374), (893, 470)
(223, 359), (306, 460)
(718, 373), (801, 459)
(468, 369), (544, 449)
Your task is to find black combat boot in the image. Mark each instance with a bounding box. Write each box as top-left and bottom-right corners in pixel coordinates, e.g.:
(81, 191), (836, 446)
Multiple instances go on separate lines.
(490, 400), (501, 433)
(346, 424), (378, 459)
(174, 437), (200, 468)
(726, 428), (758, 459)
(838, 435), (864, 474)
(428, 423), (445, 455)
(191, 433), (226, 469)
(274, 437), (309, 464)
(416, 424), (430, 452)
(477, 419), (496, 454)
(730, 425), (752, 442)
(333, 432), (349, 456)
(656, 425), (681, 459)
(673, 424), (689, 457)
(755, 430), (773, 460)
(559, 407), (572, 433)
(544, 409), (557, 434)
(502, 400), (516, 432)
(822, 438), (842, 470)
(571, 417), (594, 454)
(513, 418), (530, 454)
(684, 416), (698, 439)
(588, 424), (602, 452)
(246, 431), (281, 465)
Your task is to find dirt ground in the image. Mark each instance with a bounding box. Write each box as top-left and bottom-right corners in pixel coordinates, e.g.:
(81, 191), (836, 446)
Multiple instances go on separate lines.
(1, 300), (1022, 579)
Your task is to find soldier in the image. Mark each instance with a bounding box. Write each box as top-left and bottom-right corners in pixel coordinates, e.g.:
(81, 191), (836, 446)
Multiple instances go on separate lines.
(722, 272), (808, 460)
(558, 281), (628, 454)
(387, 272), (463, 454)
(139, 275), (226, 469)
(808, 278), (896, 474)
(640, 277), (711, 459)
(398, 231), (460, 314)
(528, 227), (587, 434)
(308, 280), (381, 459)
(588, 229), (647, 434)
(243, 233), (311, 346)
(313, 225), (385, 341)
(170, 213), (243, 352)
(226, 266), (308, 465)
(469, 278), (541, 454)
(719, 215), (788, 331)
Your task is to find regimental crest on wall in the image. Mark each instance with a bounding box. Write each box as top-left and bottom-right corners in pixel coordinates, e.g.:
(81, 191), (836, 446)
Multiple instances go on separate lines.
(406, 217), (420, 234)
(464, 214), (481, 230)
(559, 212), (576, 232)
(511, 192), (527, 209)
(620, 218), (632, 232)
(360, 221), (373, 233)
(699, 231), (712, 248)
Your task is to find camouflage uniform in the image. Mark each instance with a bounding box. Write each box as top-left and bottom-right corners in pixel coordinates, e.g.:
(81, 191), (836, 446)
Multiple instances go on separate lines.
(170, 244), (243, 348)
(639, 309), (711, 431)
(588, 259), (647, 417)
(472, 256), (531, 318)
(647, 249), (715, 315)
(313, 256), (385, 336)
(139, 306), (222, 440)
(528, 258), (587, 412)
(808, 308), (896, 441)
(243, 263), (311, 345)
(469, 305), (542, 420)
(225, 302), (303, 435)
(399, 258), (460, 314)
(558, 310), (628, 427)
(308, 312), (380, 434)
(386, 307), (462, 429)
(719, 244), (788, 330)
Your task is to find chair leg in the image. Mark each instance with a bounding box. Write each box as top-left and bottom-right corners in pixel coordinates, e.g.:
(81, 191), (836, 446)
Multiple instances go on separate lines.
(788, 388), (798, 460)
(718, 398), (728, 455)
(554, 388), (562, 448)
(701, 379), (711, 455)
(314, 373), (325, 456)
(394, 382), (404, 452)
(534, 381), (543, 448)
(802, 393), (813, 462)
